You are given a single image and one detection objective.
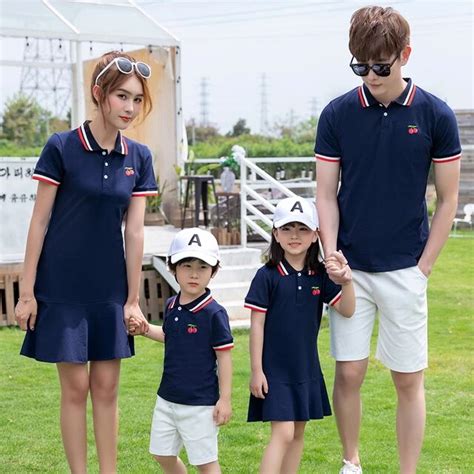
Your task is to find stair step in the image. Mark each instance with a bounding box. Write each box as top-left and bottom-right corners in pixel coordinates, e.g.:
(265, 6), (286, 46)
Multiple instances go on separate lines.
(213, 264), (259, 284)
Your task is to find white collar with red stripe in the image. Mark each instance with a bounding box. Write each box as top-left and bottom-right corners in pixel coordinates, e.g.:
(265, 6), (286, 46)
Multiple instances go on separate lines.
(77, 120), (128, 155)
(358, 78), (416, 109)
(277, 261), (315, 277)
(168, 289), (214, 313)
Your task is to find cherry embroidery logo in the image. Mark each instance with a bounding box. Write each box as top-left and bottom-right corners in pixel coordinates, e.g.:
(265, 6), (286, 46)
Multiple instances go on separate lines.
(407, 125), (419, 135)
(187, 324), (198, 334)
(312, 286), (320, 296)
(124, 167), (135, 176)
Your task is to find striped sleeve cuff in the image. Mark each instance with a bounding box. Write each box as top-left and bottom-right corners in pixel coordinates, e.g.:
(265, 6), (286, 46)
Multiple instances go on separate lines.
(213, 342), (234, 351)
(315, 153), (341, 163)
(244, 302), (267, 314)
(32, 173), (60, 186)
(329, 291), (342, 306)
(132, 189), (158, 197)
(432, 153), (461, 164)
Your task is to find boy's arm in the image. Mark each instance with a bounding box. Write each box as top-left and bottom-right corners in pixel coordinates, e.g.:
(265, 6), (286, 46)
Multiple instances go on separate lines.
(418, 161), (460, 277)
(129, 317), (164, 342)
(214, 349), (232, 426)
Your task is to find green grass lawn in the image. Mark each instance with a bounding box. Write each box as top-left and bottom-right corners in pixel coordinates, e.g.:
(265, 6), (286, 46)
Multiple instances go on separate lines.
(1, 237), (473, 473)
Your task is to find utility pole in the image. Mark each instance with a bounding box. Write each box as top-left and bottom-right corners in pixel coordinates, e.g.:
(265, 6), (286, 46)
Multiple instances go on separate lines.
(20, 38), (71, 118)
(260, 73), (269, 135)
(310, 97), (319, 118)
(199, 77), (210, 127)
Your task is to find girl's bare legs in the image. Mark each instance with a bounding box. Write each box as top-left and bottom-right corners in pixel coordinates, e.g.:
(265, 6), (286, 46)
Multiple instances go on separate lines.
(280, 421), (306, 474)
(154, 455), (187, 474)
(57, 362), (90, 474)
(89, 359), (121, 474)
(260, 421), (296, 473)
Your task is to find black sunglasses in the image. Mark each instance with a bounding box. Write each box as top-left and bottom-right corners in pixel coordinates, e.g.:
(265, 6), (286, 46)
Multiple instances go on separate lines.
(349, 56), (398, 77)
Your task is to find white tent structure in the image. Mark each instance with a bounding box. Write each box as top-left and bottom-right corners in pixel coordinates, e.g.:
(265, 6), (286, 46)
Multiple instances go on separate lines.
(0, 0), (184, 221)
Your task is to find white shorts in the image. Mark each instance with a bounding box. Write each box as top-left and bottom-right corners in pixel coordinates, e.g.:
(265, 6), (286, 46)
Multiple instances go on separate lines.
(149, 396), (218, 466)
(329, 266), (428, 373)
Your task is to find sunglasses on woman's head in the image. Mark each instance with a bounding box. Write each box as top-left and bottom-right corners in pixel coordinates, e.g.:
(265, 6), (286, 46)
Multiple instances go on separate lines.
(94, 57), (151, 86)
(349, 55), (398, 77)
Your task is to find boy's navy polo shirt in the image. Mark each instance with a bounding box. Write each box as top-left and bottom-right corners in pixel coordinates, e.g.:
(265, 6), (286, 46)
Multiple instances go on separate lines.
(158, 289), (234, 406)
(315, 79), (461, 272)
(32, 121), (158, 304)
(244, 261), (341, 383)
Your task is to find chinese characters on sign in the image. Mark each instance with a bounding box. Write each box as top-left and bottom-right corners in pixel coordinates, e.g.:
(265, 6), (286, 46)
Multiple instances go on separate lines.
(0, 158), (39, 262)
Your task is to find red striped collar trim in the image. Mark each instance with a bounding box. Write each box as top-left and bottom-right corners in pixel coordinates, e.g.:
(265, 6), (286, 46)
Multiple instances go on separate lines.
(358, 86), (370, 108)
(77, 121), (128, 155)
(168, 295), (178, 309)
(358, 79), (417, 108)
(402, 82), (416, 106)
(277, 261), (289, 276)
(190, 293), (213, 313)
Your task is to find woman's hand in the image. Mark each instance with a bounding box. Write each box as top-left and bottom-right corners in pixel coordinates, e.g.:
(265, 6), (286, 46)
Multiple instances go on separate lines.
(123, 302), (149, 335)
(15, 297), (38, 331)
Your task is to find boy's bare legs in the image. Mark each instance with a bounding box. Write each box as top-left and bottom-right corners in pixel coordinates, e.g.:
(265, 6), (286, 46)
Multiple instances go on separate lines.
(333, 359), (368, 466)
(260, 421), (296, 473)
(90, 359), (121, 474)
(57, 363), (90, 474)
(155, 455), (187, 474)
(391, 370), (425, 474)
(280, 421), (306, 474)
(197, 461), (221, 474)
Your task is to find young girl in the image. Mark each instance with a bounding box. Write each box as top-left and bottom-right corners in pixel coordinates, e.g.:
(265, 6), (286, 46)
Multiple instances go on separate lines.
(245, 196), (355, 473)
(14, 51), (157, 473)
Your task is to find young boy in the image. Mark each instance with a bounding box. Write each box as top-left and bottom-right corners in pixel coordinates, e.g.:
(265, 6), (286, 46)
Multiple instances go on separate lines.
(129, 227), (234, 474)
(315, 6), (461, 474)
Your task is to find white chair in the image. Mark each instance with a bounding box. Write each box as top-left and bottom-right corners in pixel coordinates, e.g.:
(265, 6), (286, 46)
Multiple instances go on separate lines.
(452, 203), (474, 231)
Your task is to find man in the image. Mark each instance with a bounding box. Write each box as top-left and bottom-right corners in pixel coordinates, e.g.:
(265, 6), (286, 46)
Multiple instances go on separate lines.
(315, 6), (461, 474)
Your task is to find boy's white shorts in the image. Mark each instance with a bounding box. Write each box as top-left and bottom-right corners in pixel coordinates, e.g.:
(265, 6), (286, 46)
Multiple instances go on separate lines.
(330, 266), (428, 373)
(149, 395), (218, 466)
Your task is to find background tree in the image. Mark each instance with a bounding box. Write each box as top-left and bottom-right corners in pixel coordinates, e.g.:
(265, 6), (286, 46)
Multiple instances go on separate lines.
(228, 118), (251, 137)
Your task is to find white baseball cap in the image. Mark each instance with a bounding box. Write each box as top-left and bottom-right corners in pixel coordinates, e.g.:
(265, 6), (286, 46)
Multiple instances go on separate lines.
(168, 228), (220, 266)
(273, 197), (319, 231)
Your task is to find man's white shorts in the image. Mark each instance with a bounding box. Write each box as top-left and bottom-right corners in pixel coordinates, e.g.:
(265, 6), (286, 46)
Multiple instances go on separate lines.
(149, 395), (218, 466)
(330, 266), (428, 373)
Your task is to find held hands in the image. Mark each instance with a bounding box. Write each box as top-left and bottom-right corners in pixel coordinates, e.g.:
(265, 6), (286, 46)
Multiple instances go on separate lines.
(124, 302), (149, 336)
(15, 296), (38, 331)
(324, 250), (352, 286)
(213, 398), (232, 426)
(250, 370), (268, 399)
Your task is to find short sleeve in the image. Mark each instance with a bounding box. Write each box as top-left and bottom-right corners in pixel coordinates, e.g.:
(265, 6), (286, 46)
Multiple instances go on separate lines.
(431, 105), (462, 164)
(32, 133), (64, 186)
(244, 267), (272, 314)
(314, 103), (341, 163)
(132, 146), (159, 197)
(321, 270), (342, 307)
(211, 308), (234, 351)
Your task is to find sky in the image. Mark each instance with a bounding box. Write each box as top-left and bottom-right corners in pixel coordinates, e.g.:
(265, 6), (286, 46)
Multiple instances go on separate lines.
(1, 0), (473, 134)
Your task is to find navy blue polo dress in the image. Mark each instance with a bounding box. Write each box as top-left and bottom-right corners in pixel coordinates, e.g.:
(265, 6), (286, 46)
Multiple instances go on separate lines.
(158, 290), (234, 406)
(245, 260), (341, 421)
(20, 121), (158, 363)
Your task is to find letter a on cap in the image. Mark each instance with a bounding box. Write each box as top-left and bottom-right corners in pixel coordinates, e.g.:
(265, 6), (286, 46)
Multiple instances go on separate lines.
(290, 201), (304, 213)
(188, 234), (202, 246)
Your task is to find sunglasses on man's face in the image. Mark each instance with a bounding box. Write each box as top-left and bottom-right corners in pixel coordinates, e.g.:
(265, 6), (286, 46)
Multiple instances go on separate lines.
(95, 57), (151, 86)
(349, 55), (398, 77)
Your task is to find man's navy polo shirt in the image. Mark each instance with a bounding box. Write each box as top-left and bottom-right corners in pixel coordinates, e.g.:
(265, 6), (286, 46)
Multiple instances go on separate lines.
(32, 121), (158, 304)
(315, 79), (461, 272)
(158, 290), (234, 406)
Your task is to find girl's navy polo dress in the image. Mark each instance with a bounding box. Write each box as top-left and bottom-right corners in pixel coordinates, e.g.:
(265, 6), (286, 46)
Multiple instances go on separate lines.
(244, 260), (342, 421)
(20, 122), (158, 363)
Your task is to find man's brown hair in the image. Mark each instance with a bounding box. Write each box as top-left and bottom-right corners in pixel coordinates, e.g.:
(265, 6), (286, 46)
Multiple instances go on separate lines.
(349, 6), (410, 61)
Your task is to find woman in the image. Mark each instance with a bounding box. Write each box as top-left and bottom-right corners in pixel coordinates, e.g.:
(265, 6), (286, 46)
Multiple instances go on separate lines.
(15, 51), (157, 473)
